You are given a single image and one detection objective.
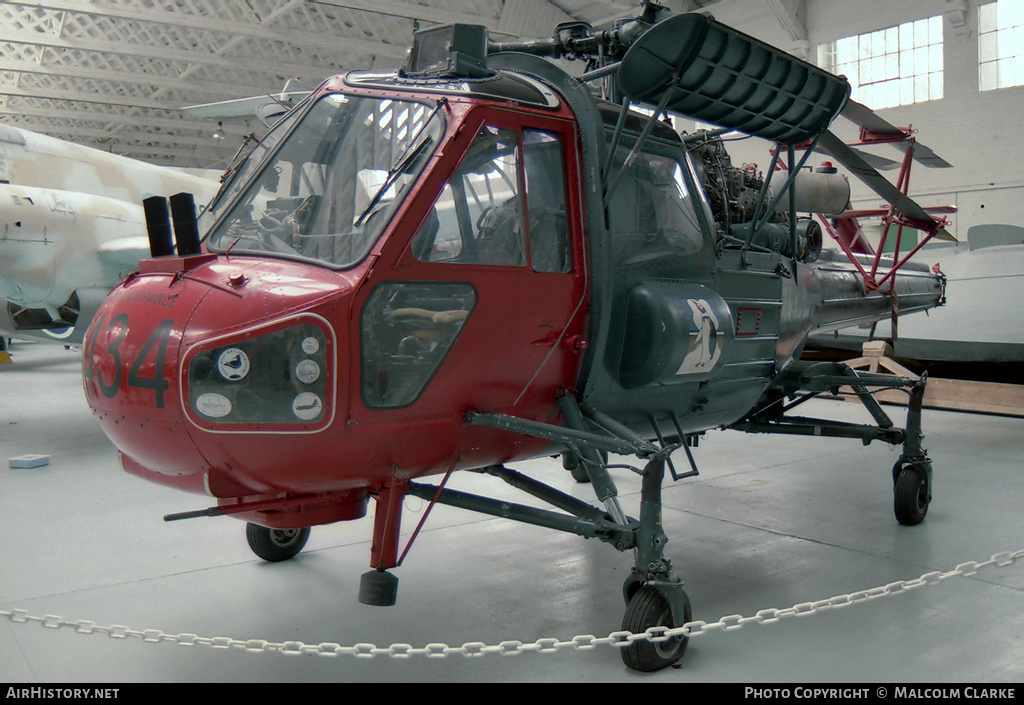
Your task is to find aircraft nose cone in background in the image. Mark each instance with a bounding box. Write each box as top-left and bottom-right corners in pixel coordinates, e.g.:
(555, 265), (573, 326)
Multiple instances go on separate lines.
(0, 124), (220, 346)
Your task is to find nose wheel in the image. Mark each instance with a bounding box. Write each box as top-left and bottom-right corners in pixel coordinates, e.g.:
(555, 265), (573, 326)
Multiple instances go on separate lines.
(245, 523), (310, 562)
(619, 450), (693, 671)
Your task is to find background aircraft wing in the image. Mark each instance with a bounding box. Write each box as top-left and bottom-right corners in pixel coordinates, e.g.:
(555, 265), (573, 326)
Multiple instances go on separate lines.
(96, 236), (151, 268)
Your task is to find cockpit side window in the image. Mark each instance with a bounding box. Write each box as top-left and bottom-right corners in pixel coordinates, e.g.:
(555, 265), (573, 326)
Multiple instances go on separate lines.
(412, 125), (525, 266)
(411, 125), (572, 272)
(606, 145), (706, 266)
(523, 129), (571, 273)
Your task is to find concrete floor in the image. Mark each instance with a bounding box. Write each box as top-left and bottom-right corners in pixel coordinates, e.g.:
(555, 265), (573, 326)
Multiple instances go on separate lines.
(2, 338), (1023, 683)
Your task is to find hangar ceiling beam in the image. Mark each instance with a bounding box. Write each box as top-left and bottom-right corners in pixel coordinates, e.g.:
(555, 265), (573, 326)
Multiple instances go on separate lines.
(495, 0), (574, 39)
(767, 0), (808, 53)
(0, 27), (340, 79)
(2, 0), (408, 61)
(0, 57), (267, 100)
(0, 104), (249, 137)
(310, 0), (501, 29)
(0, 83), (177, 112)
(10, 122), (224, 148)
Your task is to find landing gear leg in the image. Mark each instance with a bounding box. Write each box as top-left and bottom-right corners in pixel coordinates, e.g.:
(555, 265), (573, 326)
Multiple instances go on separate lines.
(893, 377), (932, 525)
(729, 362), (935, 525)
(620, 453), (691, 672)
(359, 478), (405, 606)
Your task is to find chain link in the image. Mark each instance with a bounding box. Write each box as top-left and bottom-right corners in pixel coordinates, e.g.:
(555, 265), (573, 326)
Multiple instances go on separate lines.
(4, 549), (1021, 660)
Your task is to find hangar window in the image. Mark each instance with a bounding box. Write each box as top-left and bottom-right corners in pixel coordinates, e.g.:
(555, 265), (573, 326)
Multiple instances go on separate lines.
(980, 0), (1024, 90)
(819, 15), (943, 108)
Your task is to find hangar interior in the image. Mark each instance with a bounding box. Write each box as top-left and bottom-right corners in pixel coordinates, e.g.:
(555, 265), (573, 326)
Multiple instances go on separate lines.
(2, 0), (1023, 683)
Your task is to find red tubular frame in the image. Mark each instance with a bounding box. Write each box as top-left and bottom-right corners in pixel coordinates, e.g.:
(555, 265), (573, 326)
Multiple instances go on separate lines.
(816, 125), (953, 294)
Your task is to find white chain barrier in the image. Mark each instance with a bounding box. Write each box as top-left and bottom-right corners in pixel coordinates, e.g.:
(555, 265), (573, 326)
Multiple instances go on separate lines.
(3, 549), (1021, 660)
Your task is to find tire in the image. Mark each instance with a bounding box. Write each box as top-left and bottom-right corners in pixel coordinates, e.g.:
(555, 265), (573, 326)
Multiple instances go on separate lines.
(562, 453), (590, 483)
(894, 465), (929, 526)
(245, 523), (310, 562)
(620, 585), (691, 672)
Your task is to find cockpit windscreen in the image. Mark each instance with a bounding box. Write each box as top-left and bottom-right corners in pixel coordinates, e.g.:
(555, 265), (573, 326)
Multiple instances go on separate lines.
(206, 93), (443, 269)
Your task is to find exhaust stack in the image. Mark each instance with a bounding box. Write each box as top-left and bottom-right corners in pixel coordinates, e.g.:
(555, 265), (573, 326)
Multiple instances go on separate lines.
(142, 196), (174, 257)
(169, 192), (202, 257)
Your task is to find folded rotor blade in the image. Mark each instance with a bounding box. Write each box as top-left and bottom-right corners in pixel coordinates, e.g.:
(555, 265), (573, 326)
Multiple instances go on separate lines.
(840, 99), (952, 168)
(817, 130), (956, 241)
(840, 99), (904, 136)
(891, 139), (953, 169)
(858, 150), (901, 170)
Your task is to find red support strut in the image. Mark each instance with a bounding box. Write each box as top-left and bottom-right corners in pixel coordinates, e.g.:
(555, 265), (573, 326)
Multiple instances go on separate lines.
(370, 478), (407, 571)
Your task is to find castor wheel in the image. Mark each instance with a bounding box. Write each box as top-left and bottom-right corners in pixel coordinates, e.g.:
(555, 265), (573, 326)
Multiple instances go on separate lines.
(245, 523), (310, 562)
(620, 585), (691, 672)
(894, 464), (930, 526)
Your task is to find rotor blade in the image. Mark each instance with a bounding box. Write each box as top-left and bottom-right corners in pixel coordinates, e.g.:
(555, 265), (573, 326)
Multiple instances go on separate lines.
(891, 139), (953, 169)
(817, 130), (956, 241)
(813, 137), (901, 171)
(847, 147), (901, 170)
(840, 99), (952, 168)
(811, 126), (901, 170)
(840, 99), (904, 136)
(179, 91), (309, 119)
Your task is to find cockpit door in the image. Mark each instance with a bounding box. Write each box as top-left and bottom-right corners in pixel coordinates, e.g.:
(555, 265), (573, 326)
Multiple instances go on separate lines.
(355, 110), (587, 424)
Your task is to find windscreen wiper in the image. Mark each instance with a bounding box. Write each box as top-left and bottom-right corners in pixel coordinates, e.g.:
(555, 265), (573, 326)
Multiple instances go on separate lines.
(354, 98), (446, 227)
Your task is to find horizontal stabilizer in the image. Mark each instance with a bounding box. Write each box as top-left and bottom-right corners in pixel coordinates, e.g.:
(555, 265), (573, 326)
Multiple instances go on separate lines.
(618, 13), (850, 144)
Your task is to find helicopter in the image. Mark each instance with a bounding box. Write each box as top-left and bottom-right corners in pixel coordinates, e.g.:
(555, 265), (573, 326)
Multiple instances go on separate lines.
(81, 3), (951, 672)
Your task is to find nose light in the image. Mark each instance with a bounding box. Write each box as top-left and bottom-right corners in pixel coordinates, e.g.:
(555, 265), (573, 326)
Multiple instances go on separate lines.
(185, 317), (333, 430)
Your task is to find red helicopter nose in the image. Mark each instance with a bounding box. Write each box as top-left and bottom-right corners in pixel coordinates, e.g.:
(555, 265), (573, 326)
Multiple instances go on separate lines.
(83, 253), (349, 498)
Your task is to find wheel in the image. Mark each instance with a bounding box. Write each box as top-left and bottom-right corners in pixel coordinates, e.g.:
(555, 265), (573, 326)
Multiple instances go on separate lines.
(620, 585), (691, 672)
(562, 453), (590, 483)
(245, 523), (310, 562)
(894, 465), (930, 526)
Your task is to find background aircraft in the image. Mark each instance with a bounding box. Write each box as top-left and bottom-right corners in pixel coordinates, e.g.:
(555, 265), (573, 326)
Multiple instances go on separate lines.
(0, 124), (219, 351)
